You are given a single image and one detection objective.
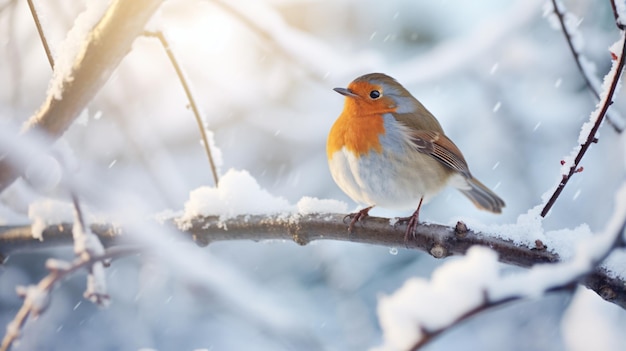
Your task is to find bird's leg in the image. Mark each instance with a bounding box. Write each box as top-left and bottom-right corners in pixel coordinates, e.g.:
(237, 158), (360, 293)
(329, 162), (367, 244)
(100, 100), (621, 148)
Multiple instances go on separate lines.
(344, 206), (373, 232)
(395, 197), (423, 244)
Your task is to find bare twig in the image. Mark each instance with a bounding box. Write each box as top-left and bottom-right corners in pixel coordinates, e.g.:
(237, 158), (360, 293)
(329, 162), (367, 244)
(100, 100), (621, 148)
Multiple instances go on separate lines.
(0, 246), (139, 351)
(26, 0), (54, 69)
(541, 33), (626, 217)
(550, 0), (623, 132)
(0, 0), (163, 194)
(1, 214), (625, 309)
(144, 30), (220, 186)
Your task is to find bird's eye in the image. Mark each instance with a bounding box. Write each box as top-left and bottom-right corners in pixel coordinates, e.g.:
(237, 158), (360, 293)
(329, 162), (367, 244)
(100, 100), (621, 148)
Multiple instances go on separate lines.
(369, 90), (381, 99)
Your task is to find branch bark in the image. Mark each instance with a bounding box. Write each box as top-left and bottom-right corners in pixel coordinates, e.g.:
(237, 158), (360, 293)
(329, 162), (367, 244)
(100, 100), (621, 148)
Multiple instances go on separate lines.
(1, 213), (624, 309)
(0, 0), (163, 193)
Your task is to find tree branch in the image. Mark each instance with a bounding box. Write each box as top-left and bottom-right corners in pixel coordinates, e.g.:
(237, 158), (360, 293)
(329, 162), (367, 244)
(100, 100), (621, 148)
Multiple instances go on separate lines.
(26, 0), (54, 69)
(1, 213), (625, 309)
(541, 33), (626, 217)
(0, 246), (139, 351)
(0, 0), (163, 194)
(144, 30), (220, 187)
(550, 0), (623, 132)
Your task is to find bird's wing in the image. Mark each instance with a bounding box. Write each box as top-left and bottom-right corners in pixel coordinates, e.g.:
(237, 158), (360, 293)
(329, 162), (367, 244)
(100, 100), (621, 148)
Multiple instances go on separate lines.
(409, 130), (471, 177)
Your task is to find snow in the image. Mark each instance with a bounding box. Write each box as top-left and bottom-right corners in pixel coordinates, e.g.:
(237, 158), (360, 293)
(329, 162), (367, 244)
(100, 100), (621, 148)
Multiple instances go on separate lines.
(296, 196), (347, 215)
(561, 288), (625, 351)
(375, 247), (500, 350)
(178, 169), (292, 227)
(491, 182), (626, 300)
(377, 181), (626, 349)
(28, 199), (74, 241)
(48, 1), (112, 100)
(16, 285), (50, 317)
(178, 169), (351, 228)
(84, 262), (109, 306)
(45, 258), (72, 272)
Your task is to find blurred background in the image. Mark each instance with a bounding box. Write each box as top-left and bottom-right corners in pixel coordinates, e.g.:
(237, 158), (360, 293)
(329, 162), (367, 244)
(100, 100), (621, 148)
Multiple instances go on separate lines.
(1, 0), (626, 350)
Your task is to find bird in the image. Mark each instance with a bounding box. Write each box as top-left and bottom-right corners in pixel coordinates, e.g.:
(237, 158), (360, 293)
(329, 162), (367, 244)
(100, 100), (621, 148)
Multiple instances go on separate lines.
(327, 73), (505, 242)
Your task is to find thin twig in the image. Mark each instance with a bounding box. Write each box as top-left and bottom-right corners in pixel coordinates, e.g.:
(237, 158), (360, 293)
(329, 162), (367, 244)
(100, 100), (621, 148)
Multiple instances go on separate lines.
(610, 0), (626, 30)
(26, 0), (54, 69)
(541, 34), (626, 217)
(0, 246), (139, 351)
(550, 0), (623, 132)
(144, 31), (220, 186)
(409, 294), (539, 351)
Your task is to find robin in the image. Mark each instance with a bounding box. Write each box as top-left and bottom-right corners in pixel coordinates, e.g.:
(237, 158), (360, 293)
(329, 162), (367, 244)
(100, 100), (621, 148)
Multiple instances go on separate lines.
(327, 73), (505, 241)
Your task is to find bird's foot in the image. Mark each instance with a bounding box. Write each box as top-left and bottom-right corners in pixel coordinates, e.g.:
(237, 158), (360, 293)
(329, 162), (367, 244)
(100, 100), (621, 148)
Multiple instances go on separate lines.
(396, 198), (424, 246)
(344, 206), (373, 232)
(395, 212), (420, 246)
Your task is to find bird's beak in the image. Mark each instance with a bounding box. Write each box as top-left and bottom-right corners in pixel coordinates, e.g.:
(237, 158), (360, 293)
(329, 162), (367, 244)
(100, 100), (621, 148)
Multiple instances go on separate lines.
(333, 87), (358, 98)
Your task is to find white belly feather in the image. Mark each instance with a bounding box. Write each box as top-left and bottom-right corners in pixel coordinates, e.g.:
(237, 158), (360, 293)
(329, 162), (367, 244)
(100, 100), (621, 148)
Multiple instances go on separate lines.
(328, 114), (451, 210)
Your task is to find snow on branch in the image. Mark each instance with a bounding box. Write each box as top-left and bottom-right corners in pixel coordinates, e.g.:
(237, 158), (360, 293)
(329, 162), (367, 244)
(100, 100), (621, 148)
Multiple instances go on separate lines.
(541, 32), (626, 217)
(376, 183), (626, 351)
(546, 0), (625, 132)
(0, 0), (163, 194)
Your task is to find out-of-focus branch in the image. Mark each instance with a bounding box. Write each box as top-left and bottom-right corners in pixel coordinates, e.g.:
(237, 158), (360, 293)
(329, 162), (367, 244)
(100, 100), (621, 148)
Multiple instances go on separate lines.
(27, 0), (54, 69)
(0, 246), (139, 351)
(550, 0), (624, 132)
(0, 0), (163, 194)
(1, 213), (625, 309)
(144, 30), (220, 187)
(541, 33), (626, 217)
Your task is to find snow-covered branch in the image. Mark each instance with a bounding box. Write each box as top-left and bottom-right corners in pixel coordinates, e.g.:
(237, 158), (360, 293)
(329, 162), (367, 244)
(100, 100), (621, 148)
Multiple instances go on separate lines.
(378, 183), (626, 351)
(541, 32), (626, 217)
(0, 0), (163, 194)
(548, 0), (624, 132)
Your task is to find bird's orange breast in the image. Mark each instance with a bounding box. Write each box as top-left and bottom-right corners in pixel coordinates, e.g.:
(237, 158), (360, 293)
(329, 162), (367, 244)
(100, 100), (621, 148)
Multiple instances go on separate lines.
(327, 107), (386, 159)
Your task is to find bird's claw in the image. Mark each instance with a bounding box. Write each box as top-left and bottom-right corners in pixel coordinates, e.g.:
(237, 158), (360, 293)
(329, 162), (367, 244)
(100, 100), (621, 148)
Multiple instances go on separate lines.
(344, 206), (373, 232)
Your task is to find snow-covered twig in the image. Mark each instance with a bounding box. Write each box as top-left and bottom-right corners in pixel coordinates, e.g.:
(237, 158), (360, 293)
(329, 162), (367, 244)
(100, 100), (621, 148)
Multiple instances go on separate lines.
(26, 0), (54, 69)
(610, 0), (626, 30)
(0, 246), (139, 351)
(2, 213), (626, 310)
(549, 0), (624, 132)
(0, 0), (163, 194)
(70, 194), (109, 305)
(541, 33), (626, 217)
(144, 30), (220, 186)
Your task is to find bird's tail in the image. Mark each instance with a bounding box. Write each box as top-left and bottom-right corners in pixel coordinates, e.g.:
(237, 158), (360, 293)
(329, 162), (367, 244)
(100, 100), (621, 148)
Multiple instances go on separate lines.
(458, 177), (505, 213)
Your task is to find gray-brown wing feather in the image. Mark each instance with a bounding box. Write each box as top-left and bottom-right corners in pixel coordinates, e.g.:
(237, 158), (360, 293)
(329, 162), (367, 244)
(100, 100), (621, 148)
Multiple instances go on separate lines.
(409, 130), (505, 213)
(410, 130), (471, 178)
